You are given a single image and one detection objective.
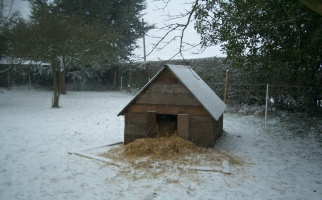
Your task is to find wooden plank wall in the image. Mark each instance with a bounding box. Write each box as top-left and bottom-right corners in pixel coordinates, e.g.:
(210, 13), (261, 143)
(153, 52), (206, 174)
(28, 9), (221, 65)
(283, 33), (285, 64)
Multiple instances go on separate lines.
(189, 116), (223, 148)
(127, 104), (209, 116)
(213, 115), (223, 137)
(124, 112), (156, 144)
(189, 116), (214, 147)
(177, 114), (189, 140)
(129, 68), (209, 117)
(136, 68), (201, 107)
(123, 68), (224, 148)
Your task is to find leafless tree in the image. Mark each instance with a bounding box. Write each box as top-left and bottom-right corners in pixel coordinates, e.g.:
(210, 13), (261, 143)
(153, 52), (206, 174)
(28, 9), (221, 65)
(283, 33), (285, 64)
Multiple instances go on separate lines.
(147, 0), (204, 62)
(147, 0), (321, 62)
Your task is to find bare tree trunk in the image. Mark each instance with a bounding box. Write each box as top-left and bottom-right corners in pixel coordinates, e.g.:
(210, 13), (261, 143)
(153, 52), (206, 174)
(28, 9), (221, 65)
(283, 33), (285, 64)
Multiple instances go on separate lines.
(51, 57), (60, 108)
(59, 69), (66, 94)
(52, 69), (60, 107)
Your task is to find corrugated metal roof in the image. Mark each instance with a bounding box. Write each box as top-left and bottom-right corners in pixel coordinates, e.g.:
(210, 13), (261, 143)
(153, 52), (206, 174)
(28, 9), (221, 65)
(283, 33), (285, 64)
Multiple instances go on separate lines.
(118, 64), (226, 120)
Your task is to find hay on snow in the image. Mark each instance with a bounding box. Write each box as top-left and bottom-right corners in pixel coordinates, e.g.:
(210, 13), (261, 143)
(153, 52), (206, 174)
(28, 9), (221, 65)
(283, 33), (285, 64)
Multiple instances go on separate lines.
(123, 135), (199, 159)
(100, 122), (242, 169)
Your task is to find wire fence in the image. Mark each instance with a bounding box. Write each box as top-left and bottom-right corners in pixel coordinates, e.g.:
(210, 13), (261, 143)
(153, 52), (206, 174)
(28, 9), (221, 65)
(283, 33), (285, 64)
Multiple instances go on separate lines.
(218, 82), (320, 117)
(1, 60), (321, 117)
(116, 68), (321, 117)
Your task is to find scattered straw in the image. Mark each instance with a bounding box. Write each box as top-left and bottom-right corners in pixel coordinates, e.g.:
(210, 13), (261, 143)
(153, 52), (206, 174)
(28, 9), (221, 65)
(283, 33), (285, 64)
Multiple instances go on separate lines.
(155, 121), (177, 138)
(123, 135), (197, 159)
(100, 135), (242, 179)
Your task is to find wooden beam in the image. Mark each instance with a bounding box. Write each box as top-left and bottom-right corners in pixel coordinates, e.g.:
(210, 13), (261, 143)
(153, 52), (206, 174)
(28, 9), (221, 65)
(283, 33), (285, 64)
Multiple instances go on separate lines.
(146, 83), (190, 94)
(190, 116), (212, 128)
(147, 111), (156, 137)
(136, 93), (200, 106)
(127, 104), (210, 116)
(125, 113), (148, 125)
(177, 114), (189, 140)
(189, 127), (212, 140)
(124, 124), (148, 136)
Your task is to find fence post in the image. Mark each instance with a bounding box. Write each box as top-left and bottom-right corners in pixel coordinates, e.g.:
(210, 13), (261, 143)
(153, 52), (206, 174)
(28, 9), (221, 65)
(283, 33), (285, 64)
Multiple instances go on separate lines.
(114, 68), (117, 89)
(265, 83), (269, 123)
(224, 70), (229, 104)
(121, 77), (123, 91)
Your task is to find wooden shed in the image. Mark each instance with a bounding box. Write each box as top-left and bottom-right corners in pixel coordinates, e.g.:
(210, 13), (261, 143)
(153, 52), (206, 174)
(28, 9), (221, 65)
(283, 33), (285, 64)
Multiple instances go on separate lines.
(118, 64), (226, 148)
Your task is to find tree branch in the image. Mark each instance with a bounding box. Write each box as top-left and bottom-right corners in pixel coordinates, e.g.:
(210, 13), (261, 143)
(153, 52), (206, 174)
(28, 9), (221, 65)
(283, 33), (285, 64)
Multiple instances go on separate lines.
(146, 0), (201, 60)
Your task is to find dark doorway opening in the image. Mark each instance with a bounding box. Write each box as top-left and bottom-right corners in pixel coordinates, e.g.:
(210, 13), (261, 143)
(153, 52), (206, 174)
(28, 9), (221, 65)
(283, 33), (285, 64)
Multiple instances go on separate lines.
(156, 114), (177, 137)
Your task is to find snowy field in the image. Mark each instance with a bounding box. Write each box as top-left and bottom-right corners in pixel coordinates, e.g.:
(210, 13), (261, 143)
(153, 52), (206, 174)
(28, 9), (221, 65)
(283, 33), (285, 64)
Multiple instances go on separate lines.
(0, 88), (321, 200)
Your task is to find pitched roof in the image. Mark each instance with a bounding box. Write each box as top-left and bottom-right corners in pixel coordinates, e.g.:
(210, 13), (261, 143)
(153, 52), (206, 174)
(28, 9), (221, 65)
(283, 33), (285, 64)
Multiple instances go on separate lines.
(118, 64), (226, 120)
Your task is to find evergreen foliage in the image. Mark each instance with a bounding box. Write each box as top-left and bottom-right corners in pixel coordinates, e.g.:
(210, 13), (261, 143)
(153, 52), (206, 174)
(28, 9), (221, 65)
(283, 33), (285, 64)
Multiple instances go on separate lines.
(193, 0), (322, 88)
(2, 0), (152, 107)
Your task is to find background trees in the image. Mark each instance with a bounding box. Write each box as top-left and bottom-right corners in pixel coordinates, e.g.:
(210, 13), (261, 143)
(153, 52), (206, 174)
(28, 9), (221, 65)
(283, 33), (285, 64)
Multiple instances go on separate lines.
(2, 0), (321, 110)
(52, 0), (151, 62)
(194, 0), (321, 73)
(150, 0), (321, 109)
(3, 0), (151, 107)
(193, 0), (321, 107)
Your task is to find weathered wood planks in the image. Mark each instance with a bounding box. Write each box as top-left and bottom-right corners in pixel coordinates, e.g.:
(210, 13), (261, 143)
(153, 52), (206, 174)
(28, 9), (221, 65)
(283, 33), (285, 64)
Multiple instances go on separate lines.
(127, 104), (210, 116)
(177, 114), (189, 140)
(121, 67), (223, 148)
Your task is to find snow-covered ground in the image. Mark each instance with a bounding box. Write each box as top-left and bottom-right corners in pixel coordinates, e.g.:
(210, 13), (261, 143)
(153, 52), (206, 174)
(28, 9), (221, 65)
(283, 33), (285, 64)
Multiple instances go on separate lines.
(0, 88), (321, 200)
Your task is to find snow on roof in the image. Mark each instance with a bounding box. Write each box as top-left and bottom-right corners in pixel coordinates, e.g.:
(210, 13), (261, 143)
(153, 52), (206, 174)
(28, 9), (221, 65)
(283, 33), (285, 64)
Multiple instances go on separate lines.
(167, 64), (226, 120)
(118, 64), (226, 120)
